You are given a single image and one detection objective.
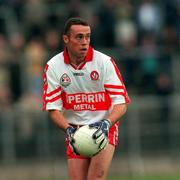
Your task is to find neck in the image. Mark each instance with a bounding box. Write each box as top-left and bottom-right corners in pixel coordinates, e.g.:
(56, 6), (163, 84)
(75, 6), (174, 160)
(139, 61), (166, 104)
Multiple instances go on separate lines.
(69, 54), (85, 66)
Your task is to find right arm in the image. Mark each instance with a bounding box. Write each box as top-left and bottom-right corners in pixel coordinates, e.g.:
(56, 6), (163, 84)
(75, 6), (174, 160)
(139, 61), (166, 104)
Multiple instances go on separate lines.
(43, 64), (70, 132)
(43, 63), (78, 153)
(48, 110), (79, 154)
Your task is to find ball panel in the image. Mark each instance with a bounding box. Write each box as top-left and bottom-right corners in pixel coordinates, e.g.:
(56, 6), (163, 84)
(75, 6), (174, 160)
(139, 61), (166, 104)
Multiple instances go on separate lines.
(73, 125), (100, 157)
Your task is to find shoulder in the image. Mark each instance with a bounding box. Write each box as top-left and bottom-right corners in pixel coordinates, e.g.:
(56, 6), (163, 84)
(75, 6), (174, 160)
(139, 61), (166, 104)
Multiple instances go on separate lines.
(46, 52), (64, 67)
(93, 49), (111, 61)
(93, 49), (114, 66)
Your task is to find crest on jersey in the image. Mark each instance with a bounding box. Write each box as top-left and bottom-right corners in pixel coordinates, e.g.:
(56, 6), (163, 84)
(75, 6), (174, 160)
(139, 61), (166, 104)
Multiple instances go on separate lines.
(60, 73), (71, 87)
(90, 71), (99, 81)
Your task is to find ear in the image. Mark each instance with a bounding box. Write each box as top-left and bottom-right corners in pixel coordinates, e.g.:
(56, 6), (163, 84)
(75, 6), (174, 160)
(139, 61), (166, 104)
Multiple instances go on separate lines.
(63, 35), (69, 44)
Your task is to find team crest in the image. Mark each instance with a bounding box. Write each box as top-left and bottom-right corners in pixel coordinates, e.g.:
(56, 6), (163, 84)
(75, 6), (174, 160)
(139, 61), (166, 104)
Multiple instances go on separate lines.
(90, 71), (99, 81)
(60, 73), (71, 87)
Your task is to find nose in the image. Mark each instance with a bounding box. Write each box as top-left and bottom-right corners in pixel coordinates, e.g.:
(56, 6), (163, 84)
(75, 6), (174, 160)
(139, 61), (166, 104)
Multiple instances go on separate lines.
(81, 35), (90, 44)
(81, 37), (88, 44)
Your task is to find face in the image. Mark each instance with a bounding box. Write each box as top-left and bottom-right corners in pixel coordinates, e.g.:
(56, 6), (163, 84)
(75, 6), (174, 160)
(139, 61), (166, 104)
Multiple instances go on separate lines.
(63, 25), (91, 60)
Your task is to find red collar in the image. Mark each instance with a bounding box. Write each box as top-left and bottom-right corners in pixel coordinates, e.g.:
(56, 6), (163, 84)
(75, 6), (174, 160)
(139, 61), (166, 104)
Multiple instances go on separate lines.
(63, 46), (94, 64)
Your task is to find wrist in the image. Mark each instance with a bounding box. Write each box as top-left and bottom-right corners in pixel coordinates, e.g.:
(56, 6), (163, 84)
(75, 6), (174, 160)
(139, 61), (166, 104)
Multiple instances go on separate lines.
(66, 126), (72, 133)
(103, 119), (112, 127)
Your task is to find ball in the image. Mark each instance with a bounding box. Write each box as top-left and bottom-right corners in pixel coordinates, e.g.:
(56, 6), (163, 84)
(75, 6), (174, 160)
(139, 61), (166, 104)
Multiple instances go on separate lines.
(73, 125), (105, 157)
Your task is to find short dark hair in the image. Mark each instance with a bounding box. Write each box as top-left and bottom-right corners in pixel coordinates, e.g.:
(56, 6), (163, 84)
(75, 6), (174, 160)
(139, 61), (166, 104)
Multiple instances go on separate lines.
(63, 17), (89, 35)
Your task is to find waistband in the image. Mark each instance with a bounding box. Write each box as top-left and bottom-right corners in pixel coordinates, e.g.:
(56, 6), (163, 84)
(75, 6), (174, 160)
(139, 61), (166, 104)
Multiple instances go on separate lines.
(69, 124), (84, 129)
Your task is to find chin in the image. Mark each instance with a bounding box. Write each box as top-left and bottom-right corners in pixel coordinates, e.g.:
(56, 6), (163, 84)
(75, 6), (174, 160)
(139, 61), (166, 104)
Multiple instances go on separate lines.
(79, 55), (86, 60)
(80, 52), (87, 57)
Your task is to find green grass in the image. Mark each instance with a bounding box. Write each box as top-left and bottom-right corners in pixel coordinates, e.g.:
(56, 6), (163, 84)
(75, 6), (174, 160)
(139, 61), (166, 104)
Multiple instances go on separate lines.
(107, 175), (180, 180)
(58, 175), (180, 180)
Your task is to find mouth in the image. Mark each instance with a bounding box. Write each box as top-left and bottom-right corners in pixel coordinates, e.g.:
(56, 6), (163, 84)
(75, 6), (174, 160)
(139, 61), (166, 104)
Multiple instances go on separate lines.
(80, 48), (87, 52)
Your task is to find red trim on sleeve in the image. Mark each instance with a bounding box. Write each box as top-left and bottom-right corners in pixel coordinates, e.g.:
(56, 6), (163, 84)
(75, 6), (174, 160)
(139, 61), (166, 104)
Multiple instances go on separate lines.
(42, 64), (49, 110)
(106, 90), (125, 96)
(104, 84), (124, 89)
(46, 95), (61, 103)
(46, 87), (62, 97)
(43, 65), (62, 110)
(110, 58), (131, 103)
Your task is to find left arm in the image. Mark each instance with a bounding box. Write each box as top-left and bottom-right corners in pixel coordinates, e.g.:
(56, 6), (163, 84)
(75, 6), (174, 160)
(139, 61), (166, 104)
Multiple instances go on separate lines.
(89, 57), (130, 147)
(104, 58), (130, 126)
(107, 103), (127, 126)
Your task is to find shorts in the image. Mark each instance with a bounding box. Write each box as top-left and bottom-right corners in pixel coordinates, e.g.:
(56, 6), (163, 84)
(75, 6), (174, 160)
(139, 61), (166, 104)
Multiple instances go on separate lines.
(65, 121), (120, 159)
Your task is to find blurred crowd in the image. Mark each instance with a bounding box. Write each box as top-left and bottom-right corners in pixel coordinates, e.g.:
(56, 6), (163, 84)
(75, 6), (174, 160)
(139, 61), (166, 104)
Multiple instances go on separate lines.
(0, 0), (179, 111)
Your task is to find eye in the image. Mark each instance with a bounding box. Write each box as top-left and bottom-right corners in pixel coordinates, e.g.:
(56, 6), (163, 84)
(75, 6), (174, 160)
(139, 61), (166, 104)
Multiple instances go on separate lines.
(86, 34), (90, 39)
(76, 34), (83, 40)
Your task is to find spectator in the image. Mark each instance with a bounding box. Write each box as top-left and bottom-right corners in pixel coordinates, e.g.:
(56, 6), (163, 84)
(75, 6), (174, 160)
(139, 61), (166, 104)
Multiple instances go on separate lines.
(8, 32), (25, 102)
(136, 0), (163, 35)
(93, 0), (117, 47)
(138, 33), (159, 93)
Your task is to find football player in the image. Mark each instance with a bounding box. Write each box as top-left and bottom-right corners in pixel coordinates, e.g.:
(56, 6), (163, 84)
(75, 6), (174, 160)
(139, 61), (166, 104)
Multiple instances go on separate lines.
(43, 17), (130, 180)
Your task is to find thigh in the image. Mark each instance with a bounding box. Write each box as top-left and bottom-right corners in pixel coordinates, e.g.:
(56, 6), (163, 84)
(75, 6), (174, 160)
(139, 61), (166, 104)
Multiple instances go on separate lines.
(87, 144), (115, 180)
(68, 158), (90, 180)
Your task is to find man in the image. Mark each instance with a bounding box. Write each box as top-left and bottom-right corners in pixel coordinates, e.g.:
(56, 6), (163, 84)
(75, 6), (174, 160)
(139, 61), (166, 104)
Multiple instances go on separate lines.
(43, 17), (130, 180)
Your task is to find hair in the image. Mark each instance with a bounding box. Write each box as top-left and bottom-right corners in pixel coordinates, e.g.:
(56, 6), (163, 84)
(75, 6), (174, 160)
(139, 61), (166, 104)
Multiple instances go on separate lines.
(63, 17), (90, 35)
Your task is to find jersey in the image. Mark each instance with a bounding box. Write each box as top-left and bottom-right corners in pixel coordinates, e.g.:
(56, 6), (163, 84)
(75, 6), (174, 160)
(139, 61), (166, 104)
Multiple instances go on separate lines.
(43, 46), (130, 125)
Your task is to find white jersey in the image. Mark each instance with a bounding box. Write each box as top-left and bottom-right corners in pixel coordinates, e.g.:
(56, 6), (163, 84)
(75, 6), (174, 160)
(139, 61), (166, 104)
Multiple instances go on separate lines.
(43, 47), (130, 125)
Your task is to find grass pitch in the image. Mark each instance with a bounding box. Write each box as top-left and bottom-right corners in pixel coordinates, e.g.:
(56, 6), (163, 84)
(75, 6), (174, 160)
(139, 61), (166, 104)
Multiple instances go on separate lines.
(58, 175), (180, 180)
(108, 175), (180, 180)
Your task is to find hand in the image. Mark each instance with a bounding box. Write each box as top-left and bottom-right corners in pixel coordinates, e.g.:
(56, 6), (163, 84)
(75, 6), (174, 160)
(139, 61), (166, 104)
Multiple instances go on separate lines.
(66, 126), (79, 155)
(89, 119), (111, 149)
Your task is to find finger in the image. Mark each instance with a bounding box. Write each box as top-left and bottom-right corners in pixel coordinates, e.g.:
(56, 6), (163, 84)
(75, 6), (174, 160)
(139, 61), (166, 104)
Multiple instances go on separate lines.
(73, 128), (77, 133)
(69, 142), (74, 152)
(89, 123), (99, 129)
(95, 133), (105, 144)
(73, 147), (80, 155)
(89, 124), (94, 128)
(71, 137), (75, 143)
(99, 138), (108, 149)
(92, 129), (102, 139)
(70, 142), (79, 155)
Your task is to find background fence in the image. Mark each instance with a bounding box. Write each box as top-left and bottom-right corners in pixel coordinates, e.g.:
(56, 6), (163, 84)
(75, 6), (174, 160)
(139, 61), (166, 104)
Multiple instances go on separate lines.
(0, 94), (180, 179)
